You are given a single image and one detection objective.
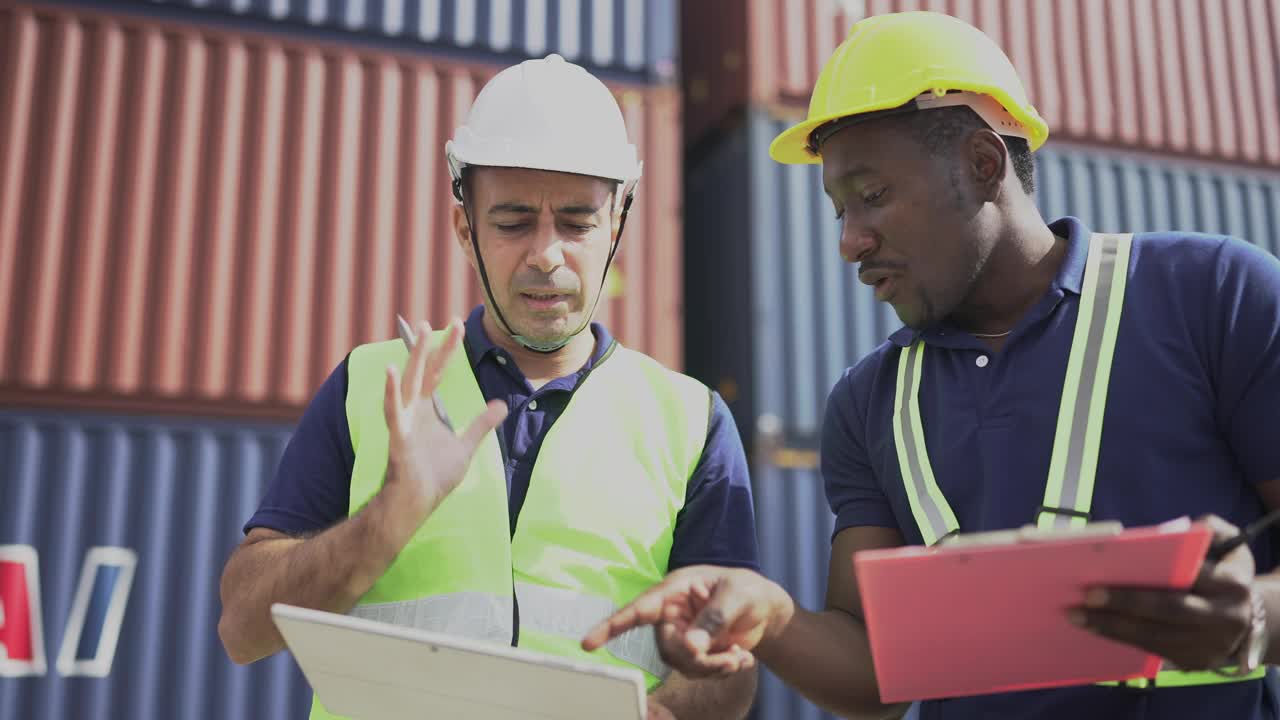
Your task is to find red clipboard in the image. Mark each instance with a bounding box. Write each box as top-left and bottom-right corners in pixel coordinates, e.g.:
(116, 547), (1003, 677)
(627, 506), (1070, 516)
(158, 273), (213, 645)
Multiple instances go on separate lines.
(853, 519), (1214, 703)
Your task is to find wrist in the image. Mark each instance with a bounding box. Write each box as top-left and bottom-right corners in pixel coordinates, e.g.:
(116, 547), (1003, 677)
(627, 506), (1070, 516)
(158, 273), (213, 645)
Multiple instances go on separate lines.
(757, 586), (796, 655)
(1218, 584), (1268, 676)
(369, 477), (435, 550)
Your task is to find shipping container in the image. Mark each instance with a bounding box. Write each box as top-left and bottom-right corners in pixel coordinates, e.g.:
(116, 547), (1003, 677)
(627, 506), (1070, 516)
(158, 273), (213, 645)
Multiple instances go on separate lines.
(681, 0), (1280, 167)
(0, 409), (311, 719)
(686, 108), (1280, 719)
(92, 0), (677, 83)
(0, 2), (682, 418)
(747, 461), (839, 720)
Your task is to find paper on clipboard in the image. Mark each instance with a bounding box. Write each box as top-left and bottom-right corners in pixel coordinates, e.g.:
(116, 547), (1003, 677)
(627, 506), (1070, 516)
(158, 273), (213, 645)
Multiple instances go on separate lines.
(853, 518), (1213, 703)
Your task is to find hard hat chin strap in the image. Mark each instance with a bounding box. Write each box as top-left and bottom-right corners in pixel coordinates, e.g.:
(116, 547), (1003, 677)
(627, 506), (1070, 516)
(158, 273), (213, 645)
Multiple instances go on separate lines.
(457, 170), (634, 355)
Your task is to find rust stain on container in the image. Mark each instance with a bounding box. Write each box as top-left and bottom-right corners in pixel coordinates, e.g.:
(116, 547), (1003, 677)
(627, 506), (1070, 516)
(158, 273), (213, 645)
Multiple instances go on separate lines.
(0, 2), (683, 417)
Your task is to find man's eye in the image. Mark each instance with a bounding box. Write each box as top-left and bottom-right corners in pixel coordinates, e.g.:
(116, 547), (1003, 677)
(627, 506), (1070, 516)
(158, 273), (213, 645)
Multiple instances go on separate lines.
(864, 188), (887, 204)
(496, 223), (526, 232)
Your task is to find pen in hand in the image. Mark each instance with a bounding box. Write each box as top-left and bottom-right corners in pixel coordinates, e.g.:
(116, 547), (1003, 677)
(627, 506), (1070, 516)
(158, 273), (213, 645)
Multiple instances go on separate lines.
(396, 314), (456, 432)
(1205, 507), (1280, 563)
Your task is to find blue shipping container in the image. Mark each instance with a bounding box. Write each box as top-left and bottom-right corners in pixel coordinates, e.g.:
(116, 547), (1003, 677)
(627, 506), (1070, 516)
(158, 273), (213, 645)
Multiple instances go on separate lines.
(0, 410), (310, 719)
(92, 0), (677, 82)
(685, 108), (1280, 720)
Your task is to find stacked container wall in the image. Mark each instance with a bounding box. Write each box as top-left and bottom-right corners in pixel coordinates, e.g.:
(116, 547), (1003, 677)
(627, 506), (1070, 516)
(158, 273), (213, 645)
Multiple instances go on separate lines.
(0, 410), (311, 719)
(105, 0), (678, 83)
(682, 0), (1280, 167)
(685, 108), (1280, 719)
(0, 1), (683, 419)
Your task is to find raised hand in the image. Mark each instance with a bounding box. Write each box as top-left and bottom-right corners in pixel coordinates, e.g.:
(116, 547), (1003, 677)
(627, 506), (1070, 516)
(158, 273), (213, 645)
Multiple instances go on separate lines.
(381, 319), (508, 523)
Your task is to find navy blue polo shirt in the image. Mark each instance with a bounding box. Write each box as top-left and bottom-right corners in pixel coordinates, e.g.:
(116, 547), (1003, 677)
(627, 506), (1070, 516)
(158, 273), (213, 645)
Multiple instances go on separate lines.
(247, 306), (759, 574)
(825, 218), (1280, 719)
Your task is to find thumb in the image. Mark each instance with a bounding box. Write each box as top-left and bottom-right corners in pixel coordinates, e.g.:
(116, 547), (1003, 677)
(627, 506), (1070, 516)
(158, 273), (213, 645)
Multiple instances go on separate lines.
(460, 400), (508, 454)
(687, 580), (755, 652)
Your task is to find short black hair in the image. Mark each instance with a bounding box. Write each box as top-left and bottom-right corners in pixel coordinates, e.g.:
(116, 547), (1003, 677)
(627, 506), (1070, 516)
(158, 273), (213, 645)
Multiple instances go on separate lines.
(905, 106), (1035, 196)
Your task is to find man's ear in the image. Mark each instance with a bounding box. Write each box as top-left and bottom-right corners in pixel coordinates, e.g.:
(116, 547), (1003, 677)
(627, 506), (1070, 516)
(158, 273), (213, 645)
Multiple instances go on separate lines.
(965, 128), (1009, 203)
(452, 203), (477, 268)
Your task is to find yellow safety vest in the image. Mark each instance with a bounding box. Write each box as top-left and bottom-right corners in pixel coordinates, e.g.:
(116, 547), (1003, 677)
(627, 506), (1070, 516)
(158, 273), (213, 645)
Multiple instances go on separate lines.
(308, 333), (711, 719)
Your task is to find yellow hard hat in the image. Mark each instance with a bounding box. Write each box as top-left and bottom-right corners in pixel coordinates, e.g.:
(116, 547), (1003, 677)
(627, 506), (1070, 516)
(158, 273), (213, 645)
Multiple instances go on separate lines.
(769, 11), (1049, 165)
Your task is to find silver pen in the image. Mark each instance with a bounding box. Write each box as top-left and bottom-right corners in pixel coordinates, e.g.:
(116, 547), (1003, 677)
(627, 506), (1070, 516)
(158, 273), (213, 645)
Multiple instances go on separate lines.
(396, 314), (455, 431)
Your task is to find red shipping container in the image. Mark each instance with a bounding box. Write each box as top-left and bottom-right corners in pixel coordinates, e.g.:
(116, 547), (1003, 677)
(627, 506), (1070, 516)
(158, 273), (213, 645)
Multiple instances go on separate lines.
(0, 1), (683, 420)
(682, 0), (1280, 167)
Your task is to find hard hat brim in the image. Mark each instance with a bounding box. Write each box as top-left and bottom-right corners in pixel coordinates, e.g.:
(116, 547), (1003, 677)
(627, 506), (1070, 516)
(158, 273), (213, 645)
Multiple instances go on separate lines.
(769, 87), (1048, 166)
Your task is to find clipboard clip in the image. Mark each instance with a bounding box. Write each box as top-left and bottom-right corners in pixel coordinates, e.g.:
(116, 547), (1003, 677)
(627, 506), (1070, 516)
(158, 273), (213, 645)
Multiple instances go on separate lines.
(938, 521), (1125, 548)
(1034, 504), (1093, 525)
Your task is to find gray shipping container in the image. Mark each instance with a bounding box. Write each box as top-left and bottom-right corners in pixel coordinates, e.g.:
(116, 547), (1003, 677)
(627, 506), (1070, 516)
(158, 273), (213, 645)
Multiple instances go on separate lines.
(684, 108), (1280, 720)
(100, 0), (678, 82)
(0, 410), (310, 719)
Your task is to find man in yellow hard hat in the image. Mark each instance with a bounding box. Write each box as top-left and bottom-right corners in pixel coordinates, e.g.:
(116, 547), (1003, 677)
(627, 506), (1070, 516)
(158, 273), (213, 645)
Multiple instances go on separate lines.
(583, 11), (1280, 719)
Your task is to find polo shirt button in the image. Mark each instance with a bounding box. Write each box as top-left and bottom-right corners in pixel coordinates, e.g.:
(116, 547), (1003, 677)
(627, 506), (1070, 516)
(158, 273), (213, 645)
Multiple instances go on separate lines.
(529, 400), (539, 411)
(496, 355), (508, 365)
(976, 355), (990, 368)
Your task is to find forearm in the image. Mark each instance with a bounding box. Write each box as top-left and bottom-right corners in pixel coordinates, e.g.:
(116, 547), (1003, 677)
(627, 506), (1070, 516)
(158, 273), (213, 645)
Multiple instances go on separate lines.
(650, 668), (757, 720)
(218, 488), (418, 664)
(754, 607), (908, 720)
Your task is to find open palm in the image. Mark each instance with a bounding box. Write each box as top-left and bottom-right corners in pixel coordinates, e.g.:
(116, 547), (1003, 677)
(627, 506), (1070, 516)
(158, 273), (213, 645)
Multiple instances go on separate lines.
(382, 319), (507, 518)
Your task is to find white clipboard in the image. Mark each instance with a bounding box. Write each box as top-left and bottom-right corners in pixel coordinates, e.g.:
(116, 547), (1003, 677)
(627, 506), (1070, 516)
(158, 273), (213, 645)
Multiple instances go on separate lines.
(272, 603), (646, 720)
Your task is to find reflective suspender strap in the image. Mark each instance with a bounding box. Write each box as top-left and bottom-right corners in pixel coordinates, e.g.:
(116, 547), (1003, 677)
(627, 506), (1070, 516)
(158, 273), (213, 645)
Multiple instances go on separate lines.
(891, 233), (1132, 544)
(893, 340), (960, 546)
(1039, 233), (1134, 530)
(1097, 666), (1266, 688)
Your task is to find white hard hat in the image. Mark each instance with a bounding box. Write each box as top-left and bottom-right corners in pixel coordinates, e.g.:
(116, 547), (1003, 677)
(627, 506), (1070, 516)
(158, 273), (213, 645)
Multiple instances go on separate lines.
(446, 54), (642, 197)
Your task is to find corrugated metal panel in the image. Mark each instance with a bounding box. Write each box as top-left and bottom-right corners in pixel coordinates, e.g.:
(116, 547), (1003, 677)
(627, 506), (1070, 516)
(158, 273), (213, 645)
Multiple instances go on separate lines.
(747, 462), (838, 720)
(97, 0), (678, 82)
(686, 108), (1280, 719)
(0, 2), (683, 418)
(682, 0), (1280, 165)
(0, 410), (310, 719)
(1036, 141), (1280, 257)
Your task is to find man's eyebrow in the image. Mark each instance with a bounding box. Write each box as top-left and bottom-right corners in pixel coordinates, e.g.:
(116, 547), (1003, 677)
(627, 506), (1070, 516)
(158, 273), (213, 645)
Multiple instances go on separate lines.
(822, 165), (875, 196)
(487, 202), (539, 215)
(554, 204), (602, 215)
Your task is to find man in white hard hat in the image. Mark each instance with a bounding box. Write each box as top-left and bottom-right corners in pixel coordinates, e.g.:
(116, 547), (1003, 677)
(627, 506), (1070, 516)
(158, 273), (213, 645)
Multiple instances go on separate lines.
(217, 55), (760, 719)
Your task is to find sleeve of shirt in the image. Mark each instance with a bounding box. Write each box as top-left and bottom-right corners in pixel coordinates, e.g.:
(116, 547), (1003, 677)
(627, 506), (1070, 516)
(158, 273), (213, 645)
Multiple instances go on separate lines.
(243, 357), (356, 536)
(666, 391), (761, 571)
(1210, 237), (1280, 485)
(824, 361), (899, 536)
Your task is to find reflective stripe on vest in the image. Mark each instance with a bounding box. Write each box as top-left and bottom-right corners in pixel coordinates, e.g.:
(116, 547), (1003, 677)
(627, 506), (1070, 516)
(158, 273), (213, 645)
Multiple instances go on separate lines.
(348, 593), (514, 647)
(344, 586), (670, 680)
(892, 232), (1133, 546)
(516, 583), (668, 680)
